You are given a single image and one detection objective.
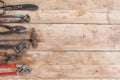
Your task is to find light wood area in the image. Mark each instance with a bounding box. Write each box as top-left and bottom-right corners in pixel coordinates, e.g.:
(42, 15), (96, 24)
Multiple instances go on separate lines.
(0, 0), (120, 80)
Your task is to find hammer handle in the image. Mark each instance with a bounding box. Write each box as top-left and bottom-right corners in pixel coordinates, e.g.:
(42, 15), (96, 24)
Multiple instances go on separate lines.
(0, 72), (16, 76)
(0, 64), (16, 68)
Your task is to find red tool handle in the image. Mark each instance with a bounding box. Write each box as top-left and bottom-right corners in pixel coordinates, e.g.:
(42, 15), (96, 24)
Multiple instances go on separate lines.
(0, 64), (16, 68)
(0, 72), (16, 76)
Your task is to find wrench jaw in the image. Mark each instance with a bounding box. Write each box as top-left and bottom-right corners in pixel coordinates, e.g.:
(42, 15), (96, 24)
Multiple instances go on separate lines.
(16, 65), (32, 75)
(14, 42), (30, 54)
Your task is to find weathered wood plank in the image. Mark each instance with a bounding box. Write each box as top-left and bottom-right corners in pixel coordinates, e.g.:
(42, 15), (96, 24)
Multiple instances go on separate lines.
(7, 10), (108, 24)
(28, 51), (120, 65)
(0, 77), (120, 80)
(109, 11), (120, 24)
(30, 65), (120, 77)
(1, 0), (120, 79)
(9, 24), (119, 51)
(3, 51), (120, 78)
(5, 10), (120, 24)
(113, 0), (120, 11)
(1, 24), (119, 51)
(3, 0), (120, 24)
(22, 51), (120, 78)
(5, 0), (116, 11)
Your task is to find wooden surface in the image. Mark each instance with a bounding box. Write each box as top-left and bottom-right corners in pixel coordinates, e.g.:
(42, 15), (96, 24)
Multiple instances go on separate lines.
(0, 0), (120, 80)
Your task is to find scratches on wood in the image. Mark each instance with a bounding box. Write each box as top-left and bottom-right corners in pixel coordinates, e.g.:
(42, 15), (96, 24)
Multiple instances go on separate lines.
(6, 10), (120, 24)
(20, 51), (120, 78)
(1, 0), (120, 79)
(14, 24), (119, 51)
(30, 51), (120, 65)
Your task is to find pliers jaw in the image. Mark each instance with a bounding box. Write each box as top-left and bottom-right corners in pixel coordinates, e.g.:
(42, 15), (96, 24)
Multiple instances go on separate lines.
(16, 65), (32, 75)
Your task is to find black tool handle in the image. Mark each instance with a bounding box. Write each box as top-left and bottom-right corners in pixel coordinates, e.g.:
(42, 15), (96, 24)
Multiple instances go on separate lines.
(0, 44), (14, 49)
(0, 25), (13, 34)
(5, 4), (38, 11)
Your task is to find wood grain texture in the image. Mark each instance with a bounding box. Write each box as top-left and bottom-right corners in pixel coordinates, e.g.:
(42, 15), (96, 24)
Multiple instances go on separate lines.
(2, 0), (119, 24)
(25, 51), (120, 78)
(6, 10), (108, 24)
(1, 51), (120, 78)
(7, 24), (120, 51)
(5, 0), (115, 11)
(5, 10), (120, 24)
(0, 0), (120, 80)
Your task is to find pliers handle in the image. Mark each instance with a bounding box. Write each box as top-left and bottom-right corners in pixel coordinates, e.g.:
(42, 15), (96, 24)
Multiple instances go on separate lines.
(0, 72), (16, 76)
(0, 63), (16, 68)
(0, 64), (17, 76)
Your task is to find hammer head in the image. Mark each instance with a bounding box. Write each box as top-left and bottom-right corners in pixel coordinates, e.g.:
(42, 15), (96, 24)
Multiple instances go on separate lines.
(30, 28), (38, 48)
(17, 65), (32, 75)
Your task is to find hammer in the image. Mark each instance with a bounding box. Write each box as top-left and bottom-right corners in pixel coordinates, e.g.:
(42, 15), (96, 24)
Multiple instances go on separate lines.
(0, 64), (32, 76)
(0, 28), (38, 48)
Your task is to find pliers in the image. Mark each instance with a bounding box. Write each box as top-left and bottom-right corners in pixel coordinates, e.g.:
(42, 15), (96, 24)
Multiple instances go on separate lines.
(0, 64), (32, 76)
(0, 25), (27, 34)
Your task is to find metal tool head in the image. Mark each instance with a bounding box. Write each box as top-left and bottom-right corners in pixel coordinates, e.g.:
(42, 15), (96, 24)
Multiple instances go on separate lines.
(3, 54), (21, 63)
(14, 41), (30, 54)
(21, 14), (31, 23)
(12, 26), (27, 33)
(30, 28), (38, 48)
(17, 65), (32, 75)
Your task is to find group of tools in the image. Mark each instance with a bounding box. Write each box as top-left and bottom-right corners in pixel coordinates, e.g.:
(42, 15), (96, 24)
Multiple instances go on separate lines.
(0, 0), (38, 76)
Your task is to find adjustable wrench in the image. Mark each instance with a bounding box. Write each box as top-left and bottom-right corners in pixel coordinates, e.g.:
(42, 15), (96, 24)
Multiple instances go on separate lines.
(0, 42), (30, 54)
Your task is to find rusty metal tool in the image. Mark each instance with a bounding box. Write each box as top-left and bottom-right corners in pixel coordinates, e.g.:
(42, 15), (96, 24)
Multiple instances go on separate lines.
(0, 28), (38, 48)
(0, 0), (38, 15)
(0, 25), (26, 34)
(0, 64), (31, 76)
(0, 53), (21, 63)
(0, 42), (30, 54)
(0, 14), (30, 23)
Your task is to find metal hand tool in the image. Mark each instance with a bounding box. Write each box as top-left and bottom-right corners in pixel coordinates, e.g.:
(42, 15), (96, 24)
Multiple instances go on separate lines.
(0, 14), (30, 23)
(0, 0), (38, 15)
(0, 42), (30, 54)
(0, 53), (21, 63)
(0, 64), (31, 76)
(0, 25), (26, 34)
(0, 28), (38, 48)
